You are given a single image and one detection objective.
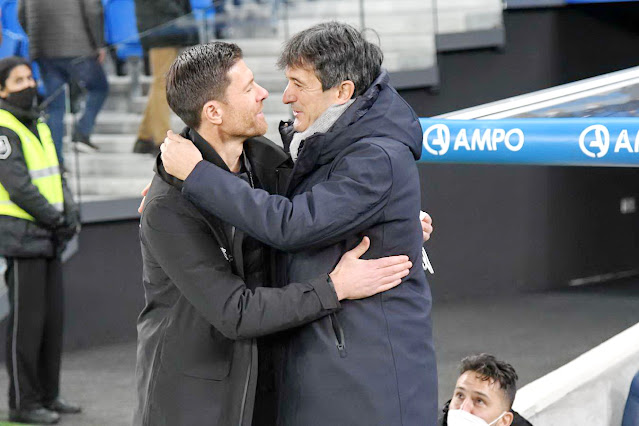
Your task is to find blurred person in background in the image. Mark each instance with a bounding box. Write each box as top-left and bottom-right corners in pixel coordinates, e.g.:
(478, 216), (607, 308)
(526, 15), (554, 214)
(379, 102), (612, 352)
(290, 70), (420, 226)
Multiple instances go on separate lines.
(132, 0), (198, 155)
(440, 353), (532, 426)
(18, 0), (109, 161)
(0, 57), (81, 425)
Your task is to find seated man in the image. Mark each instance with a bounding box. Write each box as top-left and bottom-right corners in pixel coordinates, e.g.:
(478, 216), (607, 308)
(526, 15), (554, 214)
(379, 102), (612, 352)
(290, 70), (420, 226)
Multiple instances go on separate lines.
(440, 353), (533, 426)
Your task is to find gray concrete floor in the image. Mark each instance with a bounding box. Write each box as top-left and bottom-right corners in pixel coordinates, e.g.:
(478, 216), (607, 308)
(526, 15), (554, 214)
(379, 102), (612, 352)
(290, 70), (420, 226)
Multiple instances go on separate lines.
(0, 280), (637, 425)
(0, 343), (136, 426)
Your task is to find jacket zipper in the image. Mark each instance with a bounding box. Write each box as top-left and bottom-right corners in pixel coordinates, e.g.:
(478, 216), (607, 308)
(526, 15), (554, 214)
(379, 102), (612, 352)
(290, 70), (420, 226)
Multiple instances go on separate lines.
(330, 313), (347, 358)
(238, 353), (252, 426)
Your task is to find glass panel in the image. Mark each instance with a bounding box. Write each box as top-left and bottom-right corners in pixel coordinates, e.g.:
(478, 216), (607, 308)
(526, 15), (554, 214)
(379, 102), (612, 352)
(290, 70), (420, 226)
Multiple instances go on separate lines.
(436, 0), (503, 35)
(440, 66), (639, 119)
(512, 82), (639, 118)
(361, 0), (437, 74)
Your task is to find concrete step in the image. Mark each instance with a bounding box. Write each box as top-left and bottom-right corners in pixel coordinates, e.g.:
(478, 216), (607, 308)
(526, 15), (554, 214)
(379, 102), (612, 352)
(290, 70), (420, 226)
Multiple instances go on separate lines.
(68, 175), (153, 198)
(286, 0), (432, 17)
(64, 134), (138, 154)
(107, 70), (287, 96)
(102, 88), (291, 116)
(283, 14), (432, 37)
(102, 95), (148, 115)
(63, 153), (156, 178)
(107, 75), (152, 96)
(225, 38), (285, 57)
(86, 110), (287, 136)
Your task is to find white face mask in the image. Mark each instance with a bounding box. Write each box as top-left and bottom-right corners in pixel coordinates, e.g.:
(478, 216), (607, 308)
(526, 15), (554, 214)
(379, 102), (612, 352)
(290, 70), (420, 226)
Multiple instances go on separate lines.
(447, 409), (507, 426)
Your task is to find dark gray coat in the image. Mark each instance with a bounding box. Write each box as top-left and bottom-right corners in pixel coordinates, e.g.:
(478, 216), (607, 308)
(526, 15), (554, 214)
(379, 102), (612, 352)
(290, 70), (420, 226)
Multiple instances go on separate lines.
(18, 0), (105, 59)
(135, 130), (340, 426)
(181, 70), (438, 425)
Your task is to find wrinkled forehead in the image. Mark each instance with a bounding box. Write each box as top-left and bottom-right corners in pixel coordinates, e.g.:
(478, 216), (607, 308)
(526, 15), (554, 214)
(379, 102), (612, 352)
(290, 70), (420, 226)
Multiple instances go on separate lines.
(285, 64), (322, 84)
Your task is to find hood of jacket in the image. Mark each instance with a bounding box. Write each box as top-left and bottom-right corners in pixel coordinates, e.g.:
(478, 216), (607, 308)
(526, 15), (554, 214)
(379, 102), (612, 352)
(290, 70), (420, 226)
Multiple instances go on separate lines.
(279, 69), (423, 180)
(156, 128), (290, 195)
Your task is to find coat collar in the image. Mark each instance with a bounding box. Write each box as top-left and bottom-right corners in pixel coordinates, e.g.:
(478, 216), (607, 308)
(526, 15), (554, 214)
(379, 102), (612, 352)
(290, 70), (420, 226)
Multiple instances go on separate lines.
(280, 70), (392, 194)
(155, 127), (234, 190)
(0, 99), (40, 125)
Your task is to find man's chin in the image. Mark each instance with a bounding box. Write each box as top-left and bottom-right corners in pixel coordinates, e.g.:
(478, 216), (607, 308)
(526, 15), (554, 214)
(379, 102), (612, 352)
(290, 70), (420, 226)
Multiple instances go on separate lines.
(292, 119), (306, 132)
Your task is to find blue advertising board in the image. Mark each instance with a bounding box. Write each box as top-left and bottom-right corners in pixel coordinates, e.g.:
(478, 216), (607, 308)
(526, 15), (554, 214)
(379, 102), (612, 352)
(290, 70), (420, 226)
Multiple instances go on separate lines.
(418, 118), (639, 167)
(565, 0), (638, 3)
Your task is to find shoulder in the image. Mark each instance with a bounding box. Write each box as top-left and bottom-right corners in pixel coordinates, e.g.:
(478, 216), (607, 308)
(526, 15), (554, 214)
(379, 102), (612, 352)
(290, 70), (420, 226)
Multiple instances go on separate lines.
(0, 127), (23, 161)
(142, 177), (208, 235)
(363, 137), (415, 164)
(337, 138), (394, 168)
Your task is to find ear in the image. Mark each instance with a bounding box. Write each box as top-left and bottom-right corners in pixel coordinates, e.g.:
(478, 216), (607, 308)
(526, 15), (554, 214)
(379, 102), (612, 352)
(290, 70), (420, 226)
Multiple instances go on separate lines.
(502, 412), (514, 426)
(202, 100), (223, 126)
(0, 87), (8, 99)
(335, 80), (355, 105)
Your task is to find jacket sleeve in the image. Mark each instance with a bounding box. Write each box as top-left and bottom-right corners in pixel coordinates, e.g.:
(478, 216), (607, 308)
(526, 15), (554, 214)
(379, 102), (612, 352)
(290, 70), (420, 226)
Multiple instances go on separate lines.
(141, 195), (340, 340)
(61, 177), (80, 226)
(82, 0), (105, 48)
(0, 127), (63, 228)
(182, 142), (393, 251)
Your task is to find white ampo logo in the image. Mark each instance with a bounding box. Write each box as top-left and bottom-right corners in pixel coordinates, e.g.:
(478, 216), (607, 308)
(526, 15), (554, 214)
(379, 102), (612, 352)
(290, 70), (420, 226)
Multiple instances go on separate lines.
(579, 125), (610, 158)
(423, 124), (450, 156)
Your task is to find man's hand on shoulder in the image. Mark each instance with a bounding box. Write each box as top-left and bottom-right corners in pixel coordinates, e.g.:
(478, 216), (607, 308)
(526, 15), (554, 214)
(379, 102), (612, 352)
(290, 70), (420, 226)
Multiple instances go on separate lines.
(161, 130), (203, 181)
(329, 237), (412, 300)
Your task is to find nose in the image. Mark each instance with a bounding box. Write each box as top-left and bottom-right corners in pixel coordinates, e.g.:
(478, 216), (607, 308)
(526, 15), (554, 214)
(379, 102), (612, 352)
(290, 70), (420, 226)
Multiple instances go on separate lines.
(28, 76), (36, 88)
(257, 83), (268, 101)
(282, 83), (295, 104)
(460, 398), (473, 413)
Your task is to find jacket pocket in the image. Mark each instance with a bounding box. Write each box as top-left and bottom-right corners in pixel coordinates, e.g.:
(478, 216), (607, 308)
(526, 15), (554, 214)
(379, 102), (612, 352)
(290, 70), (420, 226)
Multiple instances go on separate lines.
(329, 313), (347, 358)
(180, 325), (234, 380)
(163, 307), (234, 381)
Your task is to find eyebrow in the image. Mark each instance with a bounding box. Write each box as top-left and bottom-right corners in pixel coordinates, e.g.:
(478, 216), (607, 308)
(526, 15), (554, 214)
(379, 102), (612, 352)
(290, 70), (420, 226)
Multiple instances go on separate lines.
(454, 387), (491, 400)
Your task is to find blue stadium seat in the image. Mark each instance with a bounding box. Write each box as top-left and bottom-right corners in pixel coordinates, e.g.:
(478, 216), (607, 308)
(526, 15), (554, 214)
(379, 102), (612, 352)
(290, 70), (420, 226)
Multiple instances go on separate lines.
(622, 370), (639, 426)
(190, 0), (214, 42)
(103, 0), (143, 60)
(0, 0), (26, 36)
(0, 29), (24, 58)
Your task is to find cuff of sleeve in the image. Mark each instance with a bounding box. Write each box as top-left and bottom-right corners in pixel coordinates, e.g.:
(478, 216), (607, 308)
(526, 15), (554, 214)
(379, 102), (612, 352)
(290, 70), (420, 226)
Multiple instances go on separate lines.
(182, 160), (208, 197)
(310, 274), (340, 311)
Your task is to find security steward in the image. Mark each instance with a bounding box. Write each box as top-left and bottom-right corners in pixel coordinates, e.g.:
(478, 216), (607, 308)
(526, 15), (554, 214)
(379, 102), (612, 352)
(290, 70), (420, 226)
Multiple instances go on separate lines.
(0, 57), (81, 424)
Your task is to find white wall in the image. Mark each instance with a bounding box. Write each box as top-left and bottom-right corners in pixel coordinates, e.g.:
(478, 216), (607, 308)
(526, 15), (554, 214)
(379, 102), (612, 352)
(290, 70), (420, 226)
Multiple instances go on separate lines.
(513, 322), (639, 425)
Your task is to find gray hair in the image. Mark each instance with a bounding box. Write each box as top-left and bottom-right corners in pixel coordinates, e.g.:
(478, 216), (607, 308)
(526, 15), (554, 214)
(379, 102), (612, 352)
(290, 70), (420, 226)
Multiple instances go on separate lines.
(277, 21), (383, 97)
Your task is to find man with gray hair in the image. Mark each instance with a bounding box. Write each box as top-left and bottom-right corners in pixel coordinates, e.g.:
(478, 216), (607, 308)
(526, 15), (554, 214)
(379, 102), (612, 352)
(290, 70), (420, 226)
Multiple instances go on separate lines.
(162, 22), (438, 425)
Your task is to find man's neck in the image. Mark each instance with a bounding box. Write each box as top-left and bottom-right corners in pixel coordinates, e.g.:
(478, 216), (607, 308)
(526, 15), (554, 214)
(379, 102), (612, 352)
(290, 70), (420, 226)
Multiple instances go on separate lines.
(196, 126), (244, 172)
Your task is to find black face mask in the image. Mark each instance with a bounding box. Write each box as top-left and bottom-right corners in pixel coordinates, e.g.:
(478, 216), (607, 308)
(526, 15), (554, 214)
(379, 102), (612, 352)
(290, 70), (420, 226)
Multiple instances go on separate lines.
(5, 86), (37, 111)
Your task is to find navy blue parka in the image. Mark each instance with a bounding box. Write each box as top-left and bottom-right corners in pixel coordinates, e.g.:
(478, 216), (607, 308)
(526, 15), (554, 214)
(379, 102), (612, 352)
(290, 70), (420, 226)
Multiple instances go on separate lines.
(181, 70), (438, 426)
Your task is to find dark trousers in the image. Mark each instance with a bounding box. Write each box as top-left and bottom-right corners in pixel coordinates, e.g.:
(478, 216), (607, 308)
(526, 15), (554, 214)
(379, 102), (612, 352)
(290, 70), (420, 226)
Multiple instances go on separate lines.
(5, 257), (64, 410)
(37, 56), (109, 164)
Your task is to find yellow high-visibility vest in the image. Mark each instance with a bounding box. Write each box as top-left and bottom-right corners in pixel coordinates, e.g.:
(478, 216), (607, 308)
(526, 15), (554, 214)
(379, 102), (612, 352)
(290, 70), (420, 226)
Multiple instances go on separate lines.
(0, 109), (64, 221)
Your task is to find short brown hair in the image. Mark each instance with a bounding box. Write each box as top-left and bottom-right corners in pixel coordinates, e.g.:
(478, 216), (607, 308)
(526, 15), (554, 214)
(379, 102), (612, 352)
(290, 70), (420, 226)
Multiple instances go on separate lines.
(166, 42), (243, 129)
(460, 353), (518, 409)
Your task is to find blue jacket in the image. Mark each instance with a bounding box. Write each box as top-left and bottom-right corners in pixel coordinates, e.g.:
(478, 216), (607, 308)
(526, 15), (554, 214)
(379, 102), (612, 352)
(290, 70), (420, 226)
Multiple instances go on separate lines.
(182, 70), (438, 425)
